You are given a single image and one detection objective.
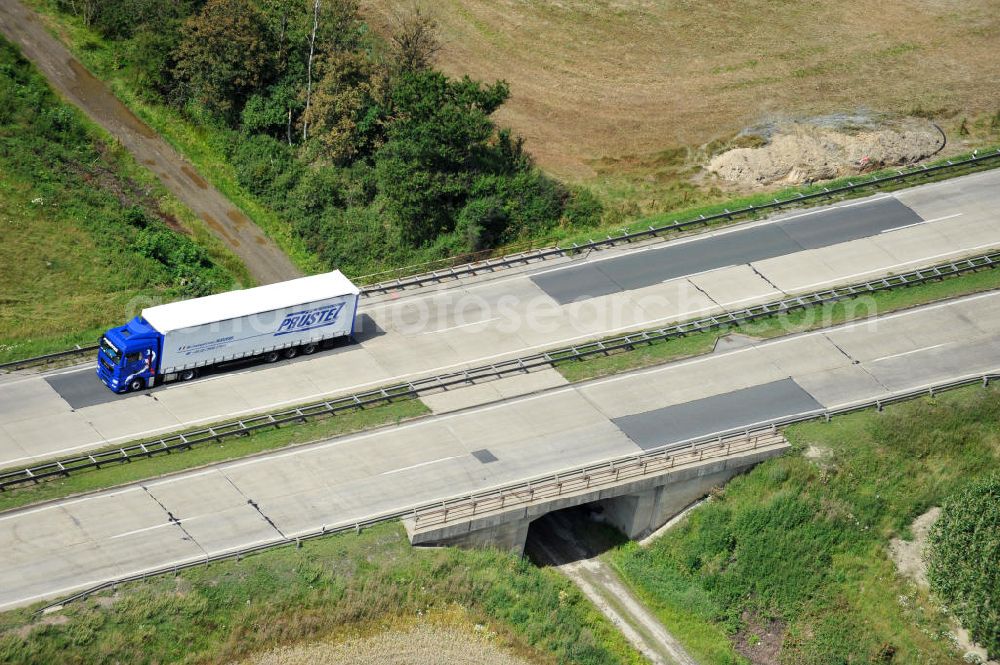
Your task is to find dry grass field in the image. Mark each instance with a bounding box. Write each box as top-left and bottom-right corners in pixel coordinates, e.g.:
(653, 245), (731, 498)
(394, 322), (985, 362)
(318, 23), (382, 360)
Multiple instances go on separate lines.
(365, 0), (1000, 206)
(238, 609), (540, 665)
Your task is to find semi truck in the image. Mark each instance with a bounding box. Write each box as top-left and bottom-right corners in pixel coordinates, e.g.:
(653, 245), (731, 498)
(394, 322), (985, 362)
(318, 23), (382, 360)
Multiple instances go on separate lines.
(97, 271), (360, 393)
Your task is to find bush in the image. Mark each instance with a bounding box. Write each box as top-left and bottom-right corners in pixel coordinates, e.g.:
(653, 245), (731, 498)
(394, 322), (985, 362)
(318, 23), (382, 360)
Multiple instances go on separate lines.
(231, 134), (301, 204)
(927, 474), (1000, 658)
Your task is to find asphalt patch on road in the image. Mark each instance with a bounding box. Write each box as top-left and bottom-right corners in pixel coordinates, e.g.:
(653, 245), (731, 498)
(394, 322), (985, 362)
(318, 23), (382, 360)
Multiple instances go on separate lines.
(612, 378), (823, 450)
(531, 197), (923, 304)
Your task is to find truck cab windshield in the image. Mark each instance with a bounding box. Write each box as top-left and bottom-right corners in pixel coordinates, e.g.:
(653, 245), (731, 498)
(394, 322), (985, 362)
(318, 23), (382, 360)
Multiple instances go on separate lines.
(100, 337), (122, 365)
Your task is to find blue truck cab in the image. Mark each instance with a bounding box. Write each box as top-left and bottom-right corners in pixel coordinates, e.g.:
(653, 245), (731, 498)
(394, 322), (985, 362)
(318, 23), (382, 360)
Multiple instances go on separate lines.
(97, 316), (161, 393)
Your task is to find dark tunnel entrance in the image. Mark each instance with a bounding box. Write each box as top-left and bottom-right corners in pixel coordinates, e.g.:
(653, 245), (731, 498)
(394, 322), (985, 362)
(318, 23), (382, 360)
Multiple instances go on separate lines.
(524, 503), (629, 567)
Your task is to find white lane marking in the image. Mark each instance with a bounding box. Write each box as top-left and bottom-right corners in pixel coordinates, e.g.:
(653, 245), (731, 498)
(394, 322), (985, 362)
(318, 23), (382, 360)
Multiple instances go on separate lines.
(3, 243), (998, 467)
(381, 455), (460, 476)
(0, 485), (144, 522)
(364, 193), (902, 311)
(111, 518), (196, 540)
(662, 266), (727, 283)
(775, 239), (1000, 293)
(421, 317), (499, 335)
(586, 290), (1000, 389)
(210, 290), (1000, 475)
(0, 363), (98, 388)
(4, 305), (997, 556)
(872, 344), (947, 363)
(881, 212), (962, 233)
(823, 366), (1000, 412)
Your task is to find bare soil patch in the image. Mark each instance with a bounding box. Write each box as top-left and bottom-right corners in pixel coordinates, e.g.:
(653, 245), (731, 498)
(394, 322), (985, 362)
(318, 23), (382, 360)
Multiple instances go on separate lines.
(890, 507), (996, 665)
(363, 1), (999, 200)
(708, 115), (944, 187)
(234, 617), (539, 665)
(888, 506), (940, 589)
(733, 610), (785, 665)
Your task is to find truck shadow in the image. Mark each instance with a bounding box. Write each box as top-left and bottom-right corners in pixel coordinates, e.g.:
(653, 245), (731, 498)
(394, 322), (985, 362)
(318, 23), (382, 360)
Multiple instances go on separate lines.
(47, 324), (379, 410)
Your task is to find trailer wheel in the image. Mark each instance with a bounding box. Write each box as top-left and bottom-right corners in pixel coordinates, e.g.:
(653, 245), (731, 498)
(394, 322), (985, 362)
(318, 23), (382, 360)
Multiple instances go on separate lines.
(180, 369), (198, 381)
(283, 347), (299, 359)
(128, 378), (145, 392)
(301, 343), (318, 355)
(264, 351), (281, 363)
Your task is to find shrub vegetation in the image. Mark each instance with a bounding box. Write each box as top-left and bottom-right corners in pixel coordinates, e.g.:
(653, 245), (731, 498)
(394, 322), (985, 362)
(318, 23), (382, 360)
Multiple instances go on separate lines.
(0, 36), (239, 360)
(49, 0), (601, 277)
(610, 386), (1000, 663)
(928, 474), (1000, 658)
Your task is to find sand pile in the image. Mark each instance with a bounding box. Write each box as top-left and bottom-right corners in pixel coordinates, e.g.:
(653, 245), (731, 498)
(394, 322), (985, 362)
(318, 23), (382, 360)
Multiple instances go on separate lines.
(708, 115), (944, 187)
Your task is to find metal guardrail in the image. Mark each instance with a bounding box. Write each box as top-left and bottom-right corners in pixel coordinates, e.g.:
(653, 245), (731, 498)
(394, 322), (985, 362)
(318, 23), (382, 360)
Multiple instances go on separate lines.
(0, 344), (98, 373)
(3, 250), (998, 492)
(358, 148), (1000, 293)
(410, 430), (789, 531)
(36, 369), (1000, 613)
(5, 148), (999, 374)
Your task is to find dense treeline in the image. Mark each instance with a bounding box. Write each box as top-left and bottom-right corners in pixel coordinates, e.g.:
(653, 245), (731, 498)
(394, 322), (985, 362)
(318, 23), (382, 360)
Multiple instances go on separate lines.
(57, 0), (601, 275)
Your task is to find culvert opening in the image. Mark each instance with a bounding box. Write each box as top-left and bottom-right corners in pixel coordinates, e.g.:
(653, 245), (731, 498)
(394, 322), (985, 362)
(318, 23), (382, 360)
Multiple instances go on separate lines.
(524, 504), (628, 566)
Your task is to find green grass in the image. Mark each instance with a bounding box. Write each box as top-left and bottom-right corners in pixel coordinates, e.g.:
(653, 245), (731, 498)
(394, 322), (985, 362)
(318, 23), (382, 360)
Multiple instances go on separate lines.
(607, 384), (1000, 664)
(556, 265), (1000, 382)
(562, 147), (1000, 251)
(20, 0), (1000, 286)
(0, 521), (642, 665)
(0, 36), (248, 364)
(23, 0), (324, 276)
(0, 398), (429, 513)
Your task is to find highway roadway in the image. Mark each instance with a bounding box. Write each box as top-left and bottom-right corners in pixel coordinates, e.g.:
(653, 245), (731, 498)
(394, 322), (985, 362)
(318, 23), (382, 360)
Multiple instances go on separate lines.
(0, 168), (998, 468)
(2, 290), (999, 610)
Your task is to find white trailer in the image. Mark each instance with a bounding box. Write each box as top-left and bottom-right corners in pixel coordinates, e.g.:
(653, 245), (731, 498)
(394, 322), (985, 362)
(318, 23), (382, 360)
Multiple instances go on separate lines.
(97, 271), (360, 392)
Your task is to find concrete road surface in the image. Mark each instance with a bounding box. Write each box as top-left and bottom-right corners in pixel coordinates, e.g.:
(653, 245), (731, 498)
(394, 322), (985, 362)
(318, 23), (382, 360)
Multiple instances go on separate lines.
(0, 0), (301, 284)
(0, 169), (998, 467)
(1, 291), (999, 610)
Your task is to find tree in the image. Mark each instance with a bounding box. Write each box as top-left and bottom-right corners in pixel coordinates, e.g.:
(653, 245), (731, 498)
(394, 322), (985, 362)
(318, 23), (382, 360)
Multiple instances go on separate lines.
(300, 51), (382, 163)
(173, 0), (276, 120)
(300, 0), (363, 141)
(386, 5), (441, 75)
(374, 71), (509, 246)
(927, 474), (1000, 658)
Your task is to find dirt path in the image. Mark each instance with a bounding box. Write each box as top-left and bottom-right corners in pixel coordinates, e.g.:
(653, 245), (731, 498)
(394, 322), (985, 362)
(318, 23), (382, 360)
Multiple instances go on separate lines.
(528, 512), (698, 665)
(0, 0), (301, 285)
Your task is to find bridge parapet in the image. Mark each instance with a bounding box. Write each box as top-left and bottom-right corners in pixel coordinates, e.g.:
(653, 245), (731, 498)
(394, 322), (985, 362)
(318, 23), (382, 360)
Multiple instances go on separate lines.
(404, 430), (790, 552)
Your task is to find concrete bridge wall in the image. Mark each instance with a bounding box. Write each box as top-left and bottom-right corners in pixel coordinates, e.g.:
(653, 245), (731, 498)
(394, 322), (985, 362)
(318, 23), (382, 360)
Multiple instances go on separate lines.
(404, 439), (788, 553)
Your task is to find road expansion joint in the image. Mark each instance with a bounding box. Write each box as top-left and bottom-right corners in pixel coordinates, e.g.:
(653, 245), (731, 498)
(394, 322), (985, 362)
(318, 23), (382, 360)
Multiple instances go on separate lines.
(748, 262), (787, 294)
(686, 277), (727, 313)
(823, 333), (893, 393)
(221, 472), (287, 539)
(140, 484), (208, 557)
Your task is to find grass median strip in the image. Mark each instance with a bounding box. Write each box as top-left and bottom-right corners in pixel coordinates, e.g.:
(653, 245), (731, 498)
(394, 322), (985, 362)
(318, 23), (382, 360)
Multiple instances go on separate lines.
(2, 259), (999, 513)
(0, 398), (427, 513)
(556, 264), (1000, 383)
